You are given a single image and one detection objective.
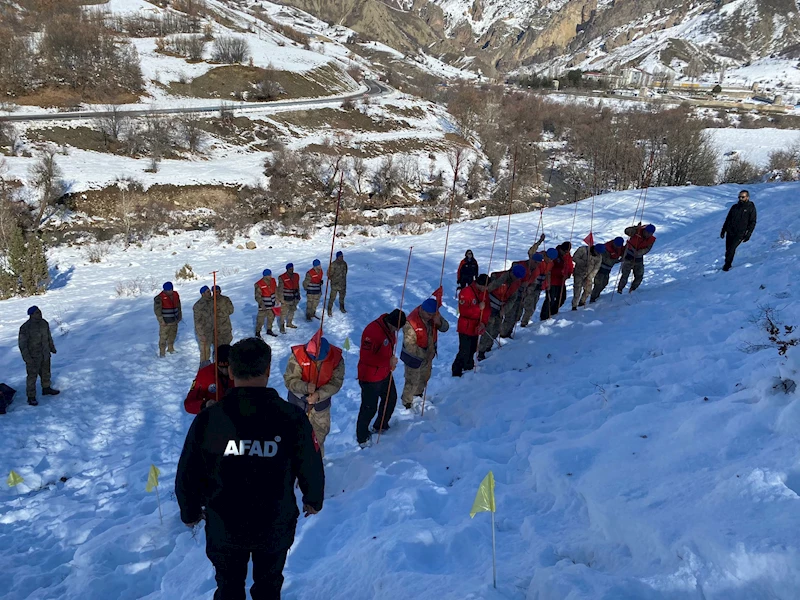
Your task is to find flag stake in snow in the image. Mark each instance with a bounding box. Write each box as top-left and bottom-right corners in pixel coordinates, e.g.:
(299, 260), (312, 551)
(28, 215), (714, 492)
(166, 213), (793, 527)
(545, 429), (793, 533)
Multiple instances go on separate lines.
(470, 471), (497, 589)
(7, 470), (24, 507)
(146, 465), (163, 524)
(376, 246), (413, 444)
(318, 170), (345, 338)
(211, 270), (219, 403)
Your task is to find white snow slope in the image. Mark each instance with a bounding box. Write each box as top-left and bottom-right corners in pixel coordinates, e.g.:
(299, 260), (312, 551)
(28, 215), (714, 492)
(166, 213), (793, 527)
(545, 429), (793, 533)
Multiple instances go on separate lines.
(1, 181), (800, 599)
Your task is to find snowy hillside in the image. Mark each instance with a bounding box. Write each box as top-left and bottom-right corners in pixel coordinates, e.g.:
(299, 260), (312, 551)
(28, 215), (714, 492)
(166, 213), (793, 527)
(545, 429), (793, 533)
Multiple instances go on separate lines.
(1, 181), (800, 599)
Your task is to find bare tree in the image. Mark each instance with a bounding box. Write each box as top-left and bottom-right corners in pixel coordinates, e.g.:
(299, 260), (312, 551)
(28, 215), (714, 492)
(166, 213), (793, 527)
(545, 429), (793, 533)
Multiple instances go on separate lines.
(142, 115), (178, 172)
(253, 72), (284, 100)
(30, 147), (65, 229)
(178, 111), (205, 153)
(95, 105), (129, 147)
(347, 156), (367, 195)
(211, 36), (250, 64)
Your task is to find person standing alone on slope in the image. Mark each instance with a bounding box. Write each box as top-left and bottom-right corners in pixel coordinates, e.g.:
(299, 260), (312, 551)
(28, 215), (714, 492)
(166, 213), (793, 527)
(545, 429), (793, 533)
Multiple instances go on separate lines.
(155, 282), (182, 357)
(720, 189), (757, 271)
(18, 306), (59, 406)
(457, 250), (479, 291)
(327, 251), (348, 316)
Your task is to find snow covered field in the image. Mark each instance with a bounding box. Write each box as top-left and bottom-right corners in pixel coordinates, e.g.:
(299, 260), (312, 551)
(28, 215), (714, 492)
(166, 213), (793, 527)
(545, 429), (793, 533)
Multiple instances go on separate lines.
(706, 128), (800, 170)
(1, 181), (799, 599)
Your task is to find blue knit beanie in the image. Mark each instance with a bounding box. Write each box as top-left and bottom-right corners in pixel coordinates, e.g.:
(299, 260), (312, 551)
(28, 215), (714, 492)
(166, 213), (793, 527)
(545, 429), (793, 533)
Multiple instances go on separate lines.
(421, 298), (438, 313)
(163, 282), (174, 291)
(532, 253), (544, 262)
(594, 243), (606, 254)
(263, 268), (272, 277)
(512, 264), (526, 278)
(213, 285), (221, 293)
(27, 306), (39, 316)
(613, 237), (624, 247)
(546, 248), (558, 260)
(313, 259), (321, 267)
(645, 224), (656, 233)
(336, 251), (343, 258)
(286, 263), (293, 270)
(200, 285), (209, 294)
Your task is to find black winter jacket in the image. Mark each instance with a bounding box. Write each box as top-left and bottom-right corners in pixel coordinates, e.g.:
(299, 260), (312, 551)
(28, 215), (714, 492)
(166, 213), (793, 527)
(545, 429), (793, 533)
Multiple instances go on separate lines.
(722, 201), (757, 240)
(175, 387), (324, 550)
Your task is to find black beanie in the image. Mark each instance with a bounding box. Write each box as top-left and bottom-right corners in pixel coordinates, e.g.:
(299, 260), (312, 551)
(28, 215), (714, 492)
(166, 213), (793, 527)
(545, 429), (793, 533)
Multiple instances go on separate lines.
(385, 309), (407, 329)
(476, 274), (489, 286)
(216, 344), (231, 363)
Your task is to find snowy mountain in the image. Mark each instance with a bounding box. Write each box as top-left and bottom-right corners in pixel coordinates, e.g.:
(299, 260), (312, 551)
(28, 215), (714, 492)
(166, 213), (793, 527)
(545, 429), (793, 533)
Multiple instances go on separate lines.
(278, 0), (800, 85)
(2, 180), (799, 598)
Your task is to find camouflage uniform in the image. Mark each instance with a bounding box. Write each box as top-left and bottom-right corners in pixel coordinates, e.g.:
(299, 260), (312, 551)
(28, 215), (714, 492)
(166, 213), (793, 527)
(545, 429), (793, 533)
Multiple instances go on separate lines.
(154, 291), (182, 356)
(303, 267), (324, 321)
(591, 254), (621, 301)
(479, 271), (516, 353)
(572, 247), (602, 308)
(283, 351), (345, 458)
(401, 311), (450, 408)
(213, 293), (235, 347)
(327, 258), (348, 315)
(618, 226), (656, 293)
(518, 238), (547, 327)
(193, 296), (213, 364)
(18, 313), (56, 400)
(254, 277), (278, 335)
(277, 273), (300, 330)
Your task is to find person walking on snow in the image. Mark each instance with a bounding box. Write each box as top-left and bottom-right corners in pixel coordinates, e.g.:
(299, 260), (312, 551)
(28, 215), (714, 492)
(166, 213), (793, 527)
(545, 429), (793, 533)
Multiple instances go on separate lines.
(327, 251), (348, 316)
(720, 189), (757, 271)
(478, 264), (526, 360)
(303, 260), (324, 322)
(176, 337), (324, 600)
(452, 274), (490, 377)
(544, 242), (573, 318)
(18, 306), (59, 406)
(457, 250), (479, 290)
(520, 248), (555, 327)
(590, 237), (625, 302)
(154, 282), (182, 357)
(572, 243), (605, 310)
(255, 269), (279, 337)
(278, 264), (301, 332)
(400, 298), (450, 409)
(184, 344), (234, 414)
(194, 286), (214, 367)
(356, 309), (406, 448)
(283, 336), (345, 458)
(618, 224), (657, 294)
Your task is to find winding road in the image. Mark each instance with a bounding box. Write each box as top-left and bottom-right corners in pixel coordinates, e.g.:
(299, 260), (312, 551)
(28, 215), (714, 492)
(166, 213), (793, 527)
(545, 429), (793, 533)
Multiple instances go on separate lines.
(0, 79), (391, 123)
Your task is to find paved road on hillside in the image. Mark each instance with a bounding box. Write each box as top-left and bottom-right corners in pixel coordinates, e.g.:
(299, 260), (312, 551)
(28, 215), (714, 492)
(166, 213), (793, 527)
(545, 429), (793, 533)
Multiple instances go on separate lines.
(0, 79), (390, 123)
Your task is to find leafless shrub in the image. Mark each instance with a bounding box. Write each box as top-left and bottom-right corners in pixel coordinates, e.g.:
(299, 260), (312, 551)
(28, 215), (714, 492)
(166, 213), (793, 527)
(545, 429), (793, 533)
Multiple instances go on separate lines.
(211, 36), (250, 64)
(30, 146), (65, 228)
(371, 156), (402, 201)
(346, 156), (368, 196)
(767, 145), (800, 180)
(156, 34), (206, 61)
(742, 306), (799, 357)
(115, 275), (160, 297)
(95, 105), (130, 147)
(175, 263), (197, 281)
(721, 157), (762, 185)
(86, 243), (110, 263)
(253, 72), (284, 101)
(178, 112), (205, 153)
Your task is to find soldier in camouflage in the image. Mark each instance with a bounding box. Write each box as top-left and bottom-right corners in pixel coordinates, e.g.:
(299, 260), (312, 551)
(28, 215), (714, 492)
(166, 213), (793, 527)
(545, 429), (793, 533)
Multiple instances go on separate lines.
(193, 286), (213, 366)
(303, 260), (324, 322)
(254, 269), (279, 336)
(154, 281), (182, 357)
(277, 264), (301, 331)
(327, 251), (348, 317)
(18, 306), (59, 406)
(211, 285), (235, 350)
(400, 298), (449, 409)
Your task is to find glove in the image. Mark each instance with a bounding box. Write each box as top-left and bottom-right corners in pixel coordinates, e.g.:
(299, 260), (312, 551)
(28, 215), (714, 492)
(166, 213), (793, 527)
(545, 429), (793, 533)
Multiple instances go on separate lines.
(720, 231), (725, 239)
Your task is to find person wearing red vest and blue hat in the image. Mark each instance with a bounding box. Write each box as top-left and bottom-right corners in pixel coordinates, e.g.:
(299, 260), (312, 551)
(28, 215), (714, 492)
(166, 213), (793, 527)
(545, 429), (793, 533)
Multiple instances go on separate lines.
(278, 263), (301, 332)
(590, 237), (625, 302)
(283, 335), (345, 458)
(400, 297), (450, 410)
(478, 264), (527, 360)
(618, 223), (657, 294)
(154, 281), (182, 357)
(572, 243), (606, 310)
(452, 274), (490, 377)
(184, 344), (234, 414)
(255, 269), (279, 337)
(303, 259), (324, 322)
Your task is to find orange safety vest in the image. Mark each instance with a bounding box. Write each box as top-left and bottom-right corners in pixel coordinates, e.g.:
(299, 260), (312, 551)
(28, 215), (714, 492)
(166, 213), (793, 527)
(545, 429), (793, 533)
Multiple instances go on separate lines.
(292, 344), (343, 388)
(257, 278), (277, 297)
(159, 291), (180, 322)
(305, 268), (324, 295)
(407, 307), (437, 350)
(280, 271), (301, 301)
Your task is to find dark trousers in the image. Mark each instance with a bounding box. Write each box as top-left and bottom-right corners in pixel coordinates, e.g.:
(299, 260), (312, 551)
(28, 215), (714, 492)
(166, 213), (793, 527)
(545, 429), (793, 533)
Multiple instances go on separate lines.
(357, 377), (397, 443)
(452, 333), (478, 377)
(591, 268), (611, 301)
(725, 236), (743, 268)
(542, 286), (564, 320)
(207, 545), (289, 600)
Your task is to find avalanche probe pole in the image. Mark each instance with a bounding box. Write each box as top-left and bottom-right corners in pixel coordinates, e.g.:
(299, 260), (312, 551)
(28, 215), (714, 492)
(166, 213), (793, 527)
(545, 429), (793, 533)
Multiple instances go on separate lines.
(376, 246), (412, 444)
(211, 270), (218, 402)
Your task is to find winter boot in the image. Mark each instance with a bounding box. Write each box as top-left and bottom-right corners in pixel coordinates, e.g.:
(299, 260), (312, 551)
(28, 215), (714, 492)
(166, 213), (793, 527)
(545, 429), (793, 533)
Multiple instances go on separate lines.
(371, 422), (390, 434)
(358, 437), (373, 449)
(477, 351), (486, 362)
(280, 325), (286, 334)
(572, 306), (578, 311)
(287, 322), (297, 329)
(267, 329), (278, 337)
(255, 331), (263, 339)
(327, 309), (333, 317)
(589, 297), (597, 304)
(722, 265), (731, 272)
(340, 304), (347, 314)
(167, 346), (176, 354)
(42, 387), (60, 396)
(28, 397), (38, 406)
(578, 301), (586, 307)
(306, 316), (313, 322)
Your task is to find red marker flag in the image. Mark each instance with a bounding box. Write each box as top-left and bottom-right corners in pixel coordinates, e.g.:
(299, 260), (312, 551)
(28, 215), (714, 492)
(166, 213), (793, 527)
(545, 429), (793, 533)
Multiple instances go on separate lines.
(306, 328), (323, 358)
(583, 232), (595, 246)
(432, 286), (444, 308)
(272, 306), (282, 316)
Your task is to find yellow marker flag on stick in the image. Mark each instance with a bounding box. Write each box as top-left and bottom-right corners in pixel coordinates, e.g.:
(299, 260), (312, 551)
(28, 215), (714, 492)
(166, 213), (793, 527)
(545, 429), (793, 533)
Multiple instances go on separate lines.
(343, 337), (351, 351)
(470, 471), (498, 589)
(146, 465), (163, 524)
(470, 471), (495, 518)
(7, 470), (24, 488)
(145, 465), (160, 492)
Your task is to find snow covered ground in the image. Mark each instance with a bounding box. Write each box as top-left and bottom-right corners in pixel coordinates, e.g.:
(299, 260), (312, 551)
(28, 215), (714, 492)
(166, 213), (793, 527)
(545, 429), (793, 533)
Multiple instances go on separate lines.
(1, 181), (800, 599)
(707, 127), (800, 170)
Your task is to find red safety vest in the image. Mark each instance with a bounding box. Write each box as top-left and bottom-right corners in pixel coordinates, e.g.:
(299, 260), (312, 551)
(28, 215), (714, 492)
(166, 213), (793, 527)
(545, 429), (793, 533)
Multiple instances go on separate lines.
(291, 344), (343, 388)
(407, 307), (437, 350)
(305, 268), (324, 295)
(280, 271), (301, 301)
(159, 291), (180, 322)
(257, 278), (277, 297)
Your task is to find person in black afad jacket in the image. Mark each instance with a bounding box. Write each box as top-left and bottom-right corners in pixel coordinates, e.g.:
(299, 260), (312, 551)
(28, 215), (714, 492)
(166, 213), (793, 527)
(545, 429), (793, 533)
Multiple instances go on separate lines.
(720, 189), (757, 271)
(176, 337), (324, 600)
